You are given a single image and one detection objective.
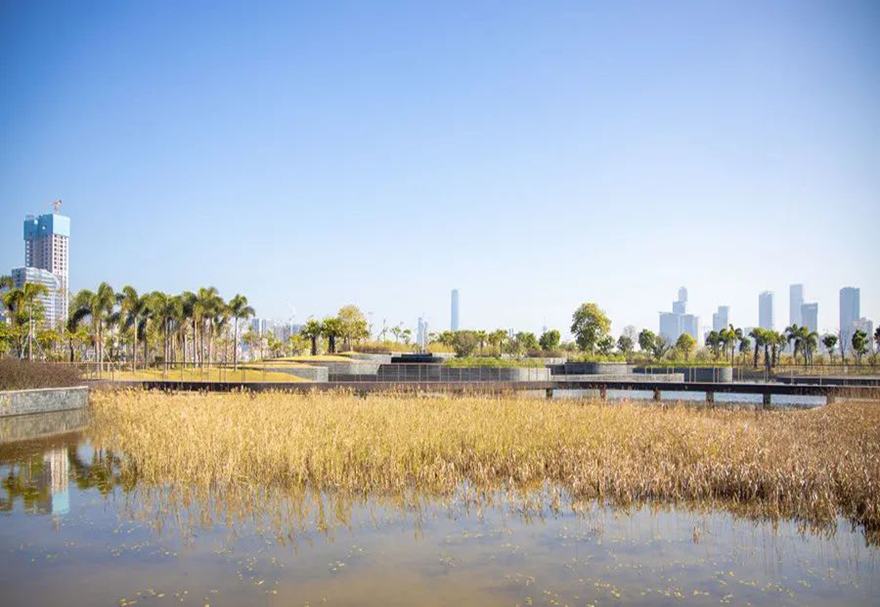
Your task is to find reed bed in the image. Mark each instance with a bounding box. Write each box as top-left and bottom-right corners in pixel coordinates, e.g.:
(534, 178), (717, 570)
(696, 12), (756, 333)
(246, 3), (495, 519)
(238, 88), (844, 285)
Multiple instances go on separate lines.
(89, 390), (880, 539)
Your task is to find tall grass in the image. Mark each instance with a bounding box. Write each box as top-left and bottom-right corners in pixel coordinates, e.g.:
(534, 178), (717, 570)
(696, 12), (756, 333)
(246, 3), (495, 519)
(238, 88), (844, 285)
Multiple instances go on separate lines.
(89, 391), (880, 541)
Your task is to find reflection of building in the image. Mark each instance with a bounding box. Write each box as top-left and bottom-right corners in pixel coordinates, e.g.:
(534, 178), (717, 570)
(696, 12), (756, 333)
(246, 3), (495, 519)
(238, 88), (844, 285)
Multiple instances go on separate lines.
(11, 267), (64, 328)
(801, 303), (818, 334)
(45, 448), (70, 515)
(0, 446), (69, 515)
(759, 291), (774, 330)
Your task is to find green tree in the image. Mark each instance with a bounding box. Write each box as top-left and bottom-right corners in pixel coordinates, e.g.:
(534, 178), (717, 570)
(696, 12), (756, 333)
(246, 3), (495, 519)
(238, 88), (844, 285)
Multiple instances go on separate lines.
(69, 283), (116, 372)
(675, 333), (696, 361)
(738, 335), (751, 364)
(322, 317), (343, 353)
(452, 330), (479, 358)
(539, 329), (561, 352)
(650, 334), (671, 361)
(475, 330), (488, 354)
(616, 334), (634, 358)
(516, 331), (540, 354)
(822, 334), (838, 364)
(488, 329), (507, 356)
(338, 305), (369, 351)
(227, 294), (255, 370)
(638, 329), (657, 355)
(852, 329), (868, 365)
(705, 330), (722, 360)
(748, 328), (765, 368)
(3, 283), (49, 359)
(570, 303), (611, 353)
(595, 335), (613, 356)
(302, 319), (323, 356)
(119, 286), (149, 371)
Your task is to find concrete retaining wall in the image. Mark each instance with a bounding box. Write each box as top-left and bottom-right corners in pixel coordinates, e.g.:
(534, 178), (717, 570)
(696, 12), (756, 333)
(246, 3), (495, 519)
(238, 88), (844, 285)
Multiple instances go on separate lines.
(263, 366), (329, 381)
(0, 386), (89, 417)
(376, 365), (550, 382)
(633, 366), (734, 383)
(550, 362), (635, 376)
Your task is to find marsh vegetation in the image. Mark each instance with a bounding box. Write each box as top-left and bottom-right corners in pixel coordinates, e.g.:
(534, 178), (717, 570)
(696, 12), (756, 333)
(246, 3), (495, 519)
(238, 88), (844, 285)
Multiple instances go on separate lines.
(89, 390), (880, 543)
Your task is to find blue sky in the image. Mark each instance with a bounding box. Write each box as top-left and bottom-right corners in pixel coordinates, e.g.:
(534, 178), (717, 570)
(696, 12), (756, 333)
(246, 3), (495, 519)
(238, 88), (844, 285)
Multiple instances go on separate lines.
(1, 1), (878, 337)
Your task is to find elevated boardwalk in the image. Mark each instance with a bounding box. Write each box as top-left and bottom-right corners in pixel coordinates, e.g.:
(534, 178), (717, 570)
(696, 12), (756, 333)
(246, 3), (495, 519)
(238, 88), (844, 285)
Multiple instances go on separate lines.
(93, 379), (880, 404)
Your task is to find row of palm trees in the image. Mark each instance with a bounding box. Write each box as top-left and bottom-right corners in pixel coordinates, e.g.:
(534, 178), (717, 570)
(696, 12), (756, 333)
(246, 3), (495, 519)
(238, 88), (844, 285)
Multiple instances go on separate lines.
(705, 324), (822, 368)
(65, 284), (255, 372)
(1, 275), (49, 360)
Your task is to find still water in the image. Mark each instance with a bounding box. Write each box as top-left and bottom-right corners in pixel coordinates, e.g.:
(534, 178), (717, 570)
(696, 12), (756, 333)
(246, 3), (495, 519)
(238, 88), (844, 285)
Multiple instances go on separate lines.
(1, 411), (877, 606)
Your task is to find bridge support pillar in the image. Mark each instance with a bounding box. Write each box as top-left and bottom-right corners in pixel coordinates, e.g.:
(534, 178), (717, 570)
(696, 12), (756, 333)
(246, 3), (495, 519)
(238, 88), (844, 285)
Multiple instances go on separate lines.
(706, 391), (714, 403)
(762, 393), (772, 407)
(652, 388), (662, 402)
(545, 388), (554, 399)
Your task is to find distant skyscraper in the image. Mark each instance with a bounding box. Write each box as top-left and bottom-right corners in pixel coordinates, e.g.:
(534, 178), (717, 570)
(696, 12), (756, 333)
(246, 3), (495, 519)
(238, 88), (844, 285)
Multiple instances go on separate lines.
(839, 287), (860, 346)
(450, 289), (460, 331)
(801, 302), (818, 334)
(712, 306), (730, 332)
(22, 204), (70, 326)
(759, 291), (774, 330)
(417, 317), (428, 349)
(659, 312), (681, 343)
(672, 287), (687, 315)
(789, 284), (804, 327)
(659, 287), (696, 342)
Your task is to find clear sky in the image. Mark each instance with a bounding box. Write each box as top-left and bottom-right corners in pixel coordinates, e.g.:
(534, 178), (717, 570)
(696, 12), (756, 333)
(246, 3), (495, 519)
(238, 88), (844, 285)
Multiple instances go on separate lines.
(1, 0), (878, 338)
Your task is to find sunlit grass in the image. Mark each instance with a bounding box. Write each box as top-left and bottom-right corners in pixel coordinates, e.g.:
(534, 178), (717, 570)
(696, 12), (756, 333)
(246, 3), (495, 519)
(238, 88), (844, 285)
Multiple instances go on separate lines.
(89, 391), (880, 538)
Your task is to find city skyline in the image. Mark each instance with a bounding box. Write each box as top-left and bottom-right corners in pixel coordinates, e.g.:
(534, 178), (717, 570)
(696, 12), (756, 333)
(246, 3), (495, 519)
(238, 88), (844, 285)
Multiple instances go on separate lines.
(1, 2), (878, 337)
(1, 205), (875, 339)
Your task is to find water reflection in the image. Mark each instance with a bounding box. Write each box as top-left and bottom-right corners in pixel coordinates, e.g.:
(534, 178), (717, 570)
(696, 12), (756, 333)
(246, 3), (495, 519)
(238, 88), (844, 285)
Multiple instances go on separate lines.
(0, 417), (877, 606)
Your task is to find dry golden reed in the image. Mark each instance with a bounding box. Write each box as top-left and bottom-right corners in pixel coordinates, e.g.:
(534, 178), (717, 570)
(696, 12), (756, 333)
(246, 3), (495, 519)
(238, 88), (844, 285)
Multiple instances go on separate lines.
(89, 390), (880, 536)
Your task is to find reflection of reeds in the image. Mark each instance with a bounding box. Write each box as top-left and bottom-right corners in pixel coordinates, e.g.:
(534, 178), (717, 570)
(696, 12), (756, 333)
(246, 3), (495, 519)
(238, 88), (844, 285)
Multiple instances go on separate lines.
(89, 390), (880, 542)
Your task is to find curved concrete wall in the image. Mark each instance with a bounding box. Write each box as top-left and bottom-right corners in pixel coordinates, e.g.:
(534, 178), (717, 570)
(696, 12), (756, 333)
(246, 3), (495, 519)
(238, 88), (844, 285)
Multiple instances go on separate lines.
(634, 366), (733, 383)
(376, 365), (550, 382)
(554, 362), (634, 376)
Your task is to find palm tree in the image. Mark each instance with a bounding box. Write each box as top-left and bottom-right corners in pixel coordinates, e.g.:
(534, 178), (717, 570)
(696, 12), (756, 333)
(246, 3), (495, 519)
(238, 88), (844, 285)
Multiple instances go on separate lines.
(822, 334), (838, 364)
(785, 324), (803, 365)
(803, 330), (819, 366)
(227, 294), (255, 370)
(302, 318), (322, 356)
(70, 283), (116, 373)
(322, 317), (343, 354)
(148, 291), (174, 370)
(179, 291), (197, 366)
(748, 328), (765, 368)
(852, 329), (868, 365)
(4, 283), (49, 360)
(119, 286), (148, 371)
